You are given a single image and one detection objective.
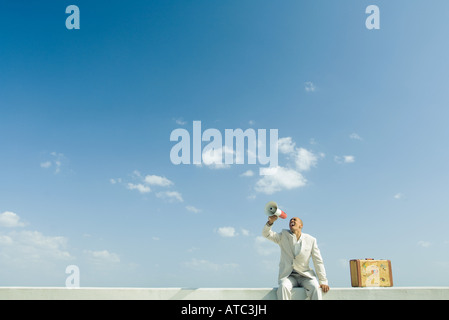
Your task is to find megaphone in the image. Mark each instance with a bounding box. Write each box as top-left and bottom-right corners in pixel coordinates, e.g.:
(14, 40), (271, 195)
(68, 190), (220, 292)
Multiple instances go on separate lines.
(265, 201), (287, 219)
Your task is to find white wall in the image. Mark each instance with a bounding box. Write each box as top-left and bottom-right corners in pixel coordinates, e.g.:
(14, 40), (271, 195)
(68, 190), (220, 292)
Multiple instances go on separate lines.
(1, 287), (449, 300)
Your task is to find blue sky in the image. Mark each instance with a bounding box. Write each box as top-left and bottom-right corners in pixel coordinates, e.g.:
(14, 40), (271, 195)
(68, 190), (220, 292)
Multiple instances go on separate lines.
(1, 0), (449, 288)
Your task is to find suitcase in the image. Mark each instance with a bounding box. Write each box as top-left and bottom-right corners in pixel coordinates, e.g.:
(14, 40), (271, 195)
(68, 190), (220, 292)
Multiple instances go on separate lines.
(349, 259), (393, 287)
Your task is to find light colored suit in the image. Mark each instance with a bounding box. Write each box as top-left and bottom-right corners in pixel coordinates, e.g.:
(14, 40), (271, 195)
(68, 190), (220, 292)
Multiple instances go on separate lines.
(262, 223), (328, 286)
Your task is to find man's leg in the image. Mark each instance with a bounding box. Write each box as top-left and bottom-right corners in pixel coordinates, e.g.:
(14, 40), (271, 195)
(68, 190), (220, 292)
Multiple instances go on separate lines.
(277, 275), (298, 300)
(297, 276), (322, 300)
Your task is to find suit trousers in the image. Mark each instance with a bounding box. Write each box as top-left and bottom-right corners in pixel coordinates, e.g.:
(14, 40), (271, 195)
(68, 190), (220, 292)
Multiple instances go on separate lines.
(277, 272), (322, 300)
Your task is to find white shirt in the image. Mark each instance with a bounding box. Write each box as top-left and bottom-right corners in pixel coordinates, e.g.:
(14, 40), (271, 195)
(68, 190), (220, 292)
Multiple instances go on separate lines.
(293, 234), (302, 256)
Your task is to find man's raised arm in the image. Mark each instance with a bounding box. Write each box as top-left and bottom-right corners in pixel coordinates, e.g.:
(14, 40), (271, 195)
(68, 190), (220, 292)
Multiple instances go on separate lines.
(262, 215), (281, 244)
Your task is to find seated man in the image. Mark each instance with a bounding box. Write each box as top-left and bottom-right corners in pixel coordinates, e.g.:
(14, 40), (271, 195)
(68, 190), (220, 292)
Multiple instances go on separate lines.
(262, 215), (330, 300)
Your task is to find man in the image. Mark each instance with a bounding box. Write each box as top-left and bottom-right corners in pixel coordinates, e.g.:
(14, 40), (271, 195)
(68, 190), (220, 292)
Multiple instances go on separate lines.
(262, 215), (330, 300)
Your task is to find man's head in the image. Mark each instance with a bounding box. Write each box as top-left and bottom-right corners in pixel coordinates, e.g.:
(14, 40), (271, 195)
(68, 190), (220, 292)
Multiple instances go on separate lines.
(289, 217), (303, 233)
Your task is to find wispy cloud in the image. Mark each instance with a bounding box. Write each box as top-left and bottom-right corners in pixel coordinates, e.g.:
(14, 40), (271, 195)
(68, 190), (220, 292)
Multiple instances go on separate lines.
(349, 133), (363, 141)
(418, 241), (431, 248)
(216, 227), (237, 238)
(201, 146), (234, 169)
(115, 171), (183, 201)
(40, 161), (52, 168)
(126, 183), (151, 194)
(334, 155), (355, 164)
(304, 81), (317, 92)
(254, 137), (321, 194)
(186, 206), (201, 213)
(0, 212), (127, 270)
(40, 152), (66, 174)
(394, 193), (404, 200)
(0, 212), (73, 267)
(0, 211), (25, 228)
(156, 191), (183, 202)
(295, 148), (318, 171)
(183, 258), (238, 272)
(240, 170), (254, 177)
(84, 249), (120, 264)
(255, 166), (307, 195)
(173, 118), (187, 125)
(278, 137), (296, 154)
(144, 175), (173, 187)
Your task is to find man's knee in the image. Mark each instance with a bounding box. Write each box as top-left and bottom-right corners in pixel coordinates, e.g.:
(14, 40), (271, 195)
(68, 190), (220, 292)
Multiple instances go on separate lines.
(303, 279), (322, 300)
(277, 277), (295, 300)
(279, 278), (294, 290)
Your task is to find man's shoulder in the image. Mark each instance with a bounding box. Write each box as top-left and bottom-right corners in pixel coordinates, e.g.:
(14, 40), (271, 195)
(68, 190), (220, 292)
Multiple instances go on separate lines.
(301, 233), (317, 242)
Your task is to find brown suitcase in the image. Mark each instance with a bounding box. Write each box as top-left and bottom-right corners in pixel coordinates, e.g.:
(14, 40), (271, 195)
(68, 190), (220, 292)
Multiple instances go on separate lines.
(349, 259), (393, 287)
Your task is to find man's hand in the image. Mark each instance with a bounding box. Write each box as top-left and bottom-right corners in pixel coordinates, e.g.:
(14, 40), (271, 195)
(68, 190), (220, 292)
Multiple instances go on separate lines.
(268, 215), (278, 225)
(320, 284), (330, 293)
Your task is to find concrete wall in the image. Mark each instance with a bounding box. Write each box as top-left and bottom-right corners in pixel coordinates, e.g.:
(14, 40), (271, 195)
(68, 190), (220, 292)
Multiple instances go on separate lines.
(1, 287), (449, 300)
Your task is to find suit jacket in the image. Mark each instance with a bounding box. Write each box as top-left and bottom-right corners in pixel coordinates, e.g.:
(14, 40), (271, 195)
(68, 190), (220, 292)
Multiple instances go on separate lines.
(262, 223), (328, 285)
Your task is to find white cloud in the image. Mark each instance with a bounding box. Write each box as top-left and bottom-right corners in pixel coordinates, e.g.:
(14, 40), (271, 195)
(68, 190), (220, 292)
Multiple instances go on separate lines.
(0, 234), (13, 245)
(126, 183), (151, 194)
(0, 230), (72, 263)
(201, 146), (233, 169)
(186, 206), (201, 213)
(128, 172), (173, 188)
(120, 171), (186, 206)
(144, 175), (173, 187)
(123, 172), (182, 200)
(40, 152), (66, 174)
(17, 230), (70, 257)
(0, 211), (25, 228)
(183, 258), (238, 272)
(109, 178), (122, 184)
(418, 241), (431, 248)
(295, 148), (318, 172)
(394, 193), (404, 199)
(247, 194), (257, 200)
(334, 155), (355, 164)
(349, 133), (363, 141)
(255, 166), (307, 195)
(84, 249), (120, 264)
(253, 137), (320, 194)
(217, 227), (237, 237)
(0, 212), (73, 270)
(305, 81), (316, 92)
(0, 211), (131, 286)
(278, 137), (296, 154)
(40, 161), (52, 169)
(131, 170), (142, 178)
(174, 118), (187, 125)
(240, 170), (254, 177)
(156, 191), (183, 202)
(344, 155), (355, 163)
(0, 231), (13, 242)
